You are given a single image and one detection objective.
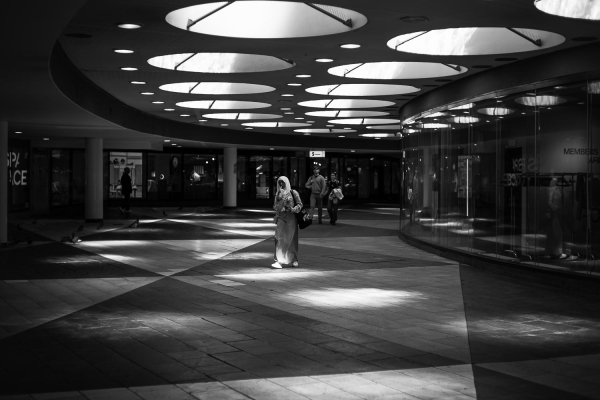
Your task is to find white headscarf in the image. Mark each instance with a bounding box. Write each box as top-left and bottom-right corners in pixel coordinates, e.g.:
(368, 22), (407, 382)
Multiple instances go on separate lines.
(277, 176), (291, 199)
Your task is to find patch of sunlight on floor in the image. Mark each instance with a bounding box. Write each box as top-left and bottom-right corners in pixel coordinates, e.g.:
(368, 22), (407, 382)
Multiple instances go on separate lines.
(286, 287), (424, 308)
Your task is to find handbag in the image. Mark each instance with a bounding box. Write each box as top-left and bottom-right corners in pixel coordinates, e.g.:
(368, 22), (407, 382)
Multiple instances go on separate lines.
(292, 190), (312, 229)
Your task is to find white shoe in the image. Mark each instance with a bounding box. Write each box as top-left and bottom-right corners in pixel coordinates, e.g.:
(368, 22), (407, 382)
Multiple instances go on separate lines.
(292, 261), (299, 267)
(271, 262), (282, 269)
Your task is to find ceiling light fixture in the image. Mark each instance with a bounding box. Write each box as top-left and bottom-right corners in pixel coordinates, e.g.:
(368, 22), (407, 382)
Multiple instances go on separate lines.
(281, 94), (294, 97)
(164, 108), (175, 111)
(316, 58), (334, 62)
(341, 44), (361, 49)
(117, 23), (142, 29)
(338, 135), (345, 137)
(120, 67), (138, 71)
(281, 108), (291, 110)
(246, 127), (253, 129)
(140, 92), (154, 95)
(180, 114), (191, 117)
(296, 74), (311, 78)
(198, 119), (207, 122)
(131, 81), (146, 84)
(152, 101), (164, 104)
(220, 124), (229, 126)
(43, 138), (49, 141)
(288, 83), (302, 86)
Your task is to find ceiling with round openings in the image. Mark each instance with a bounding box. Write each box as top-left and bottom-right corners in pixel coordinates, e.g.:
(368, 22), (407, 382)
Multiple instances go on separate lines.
(298, 99), (395, 109)
(176, 100), (270, 109)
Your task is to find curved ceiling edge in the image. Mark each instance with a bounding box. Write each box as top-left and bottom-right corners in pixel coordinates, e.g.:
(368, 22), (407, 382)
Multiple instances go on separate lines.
(49, 43), (396, 151)
(399, 42), (600, 121)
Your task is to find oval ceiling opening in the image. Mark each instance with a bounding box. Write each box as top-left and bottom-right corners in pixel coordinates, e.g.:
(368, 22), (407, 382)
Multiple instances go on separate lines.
(148, 53), (294, 73)
(306, 83), (419, 96)
(166, 1), (368, 39)
(329, 62), (467, 79)
(160, 82), (275, 95)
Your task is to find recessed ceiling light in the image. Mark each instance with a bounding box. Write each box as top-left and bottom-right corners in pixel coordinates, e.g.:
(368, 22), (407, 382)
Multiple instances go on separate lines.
(120, 67), (138, 71)
(220, 124), (229, 126)
(164, 139), (170, 142)
(270, 148), (274, 150)
(351, 150), (355, 152)
(344, 127), (352, 130)
(117, 23), (142, 29)
(295, 117), (304, 120)
(296, 75), (311, 78)
(338, 135), (345, 137)
(288, 83), (302, 86)
(284, 112), (294, 115)
(15, 131), (22, 134)
(141, 92), (154, 95)
(180, 114), (191, 117)
(164, 108), (175, 111)
(178, 146), (182, 148)
(341, 44), (361, 49)
(131, 81), (146, 85)
(281, 108), (291, 110)
(304, 133), (311, 135)
(152, 101), (164, 104)
(114, 49), (134, 54)
(198, 119), (207, 122)
(43, 138), (49, 141)
(245, 127), (253, 130)
(326, 125), (334, 127)
(375, 138), (381, 140)
(281, 94), (294, 97)
(307, 121), (315, 123)
(316, 59), (334, 62)
(171, 143), (177, 146)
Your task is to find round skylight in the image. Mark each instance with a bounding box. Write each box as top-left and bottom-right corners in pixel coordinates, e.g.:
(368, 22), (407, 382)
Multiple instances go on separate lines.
(306, 84), (419, 96)
(360, 133), (396, 138)
(202, 113), (282, 120)
(446, 116), (480, 124)
(328, 62), (467, 79)
(535, 0), (600, 20)
(327, 118), (400, 125)
(299, 99), (394, 109)
(413, 123), (451, 129)
(242, 122), (311, 128)
(478, 107), (515, 116)
(387, 28), (565, 55)
(306, 110), (389, 118)
(514, 95), (568, 106)
(148, 53), (294, 73)
(366, 125), (400, 130)
(295, 129), (357, 133)
(450, 103), (475, 110)
(160, 82), (275, 95)
(166, 2), (367, 39)
(176, 100), (270, 109)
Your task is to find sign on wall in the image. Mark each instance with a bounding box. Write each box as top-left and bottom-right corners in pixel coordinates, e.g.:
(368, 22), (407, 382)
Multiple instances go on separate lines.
(309, 150), (325, 158)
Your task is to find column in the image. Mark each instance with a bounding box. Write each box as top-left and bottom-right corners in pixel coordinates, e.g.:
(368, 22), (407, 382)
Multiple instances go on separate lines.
(85, 138), (103, 222)
(223, 147), (237, 208)
(0, 121), (7, 244)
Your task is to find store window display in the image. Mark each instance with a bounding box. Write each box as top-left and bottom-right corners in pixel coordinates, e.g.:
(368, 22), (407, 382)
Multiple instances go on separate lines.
(400, 78), (600, 274)
(110, 152), (144, 199)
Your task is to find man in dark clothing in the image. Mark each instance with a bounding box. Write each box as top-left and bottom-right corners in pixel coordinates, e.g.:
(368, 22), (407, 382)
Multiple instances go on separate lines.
(119, 167), (132, 214)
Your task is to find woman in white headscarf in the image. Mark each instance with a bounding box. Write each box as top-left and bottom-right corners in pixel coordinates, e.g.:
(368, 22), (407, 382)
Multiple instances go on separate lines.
(272, 176), (303, 268)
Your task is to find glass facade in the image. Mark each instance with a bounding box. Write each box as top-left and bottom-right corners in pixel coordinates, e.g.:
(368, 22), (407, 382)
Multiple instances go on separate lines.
(109, 152), (144, 199)
(7, 139), (30, 211)
(400, 79), (600, 274)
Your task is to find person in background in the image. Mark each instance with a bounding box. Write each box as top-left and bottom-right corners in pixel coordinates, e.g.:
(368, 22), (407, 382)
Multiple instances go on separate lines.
(326, 172), (340, 223)
(272, 176), (303, 268)
(305, 166), (327, 224)
(328, 181), (343, 225)
(119, 167), (132, 214)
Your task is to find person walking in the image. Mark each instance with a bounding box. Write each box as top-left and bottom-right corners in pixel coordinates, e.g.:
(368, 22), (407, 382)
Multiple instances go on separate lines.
(272, 176), (303, 268)
(328, 181), (343, 225)
(119, 167), (132, 214)
(305, 166), (327, 224)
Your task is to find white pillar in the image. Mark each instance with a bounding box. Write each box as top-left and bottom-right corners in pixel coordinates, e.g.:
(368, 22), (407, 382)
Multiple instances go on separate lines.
(85, 138), (103, 222)
(0, 121), (7, 244)
(223, 147), (237, 208)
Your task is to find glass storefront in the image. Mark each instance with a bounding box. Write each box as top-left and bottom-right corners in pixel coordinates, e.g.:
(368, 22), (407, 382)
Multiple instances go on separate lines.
(7, 139), (30, 211)
(109, 152), (144, 199)
(400, 79), (600, 274)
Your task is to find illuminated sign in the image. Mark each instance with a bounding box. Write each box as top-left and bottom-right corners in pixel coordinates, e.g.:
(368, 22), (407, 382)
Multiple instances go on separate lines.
(309, 150), (325, 158)
(7, 151), (28, 186)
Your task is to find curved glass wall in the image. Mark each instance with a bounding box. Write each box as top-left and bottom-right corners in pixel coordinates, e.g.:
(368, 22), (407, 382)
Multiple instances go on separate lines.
(400, 79), (600, 276)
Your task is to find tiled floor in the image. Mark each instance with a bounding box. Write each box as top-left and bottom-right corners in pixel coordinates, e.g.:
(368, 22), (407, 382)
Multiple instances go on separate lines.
(1, 205), (600, 399)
